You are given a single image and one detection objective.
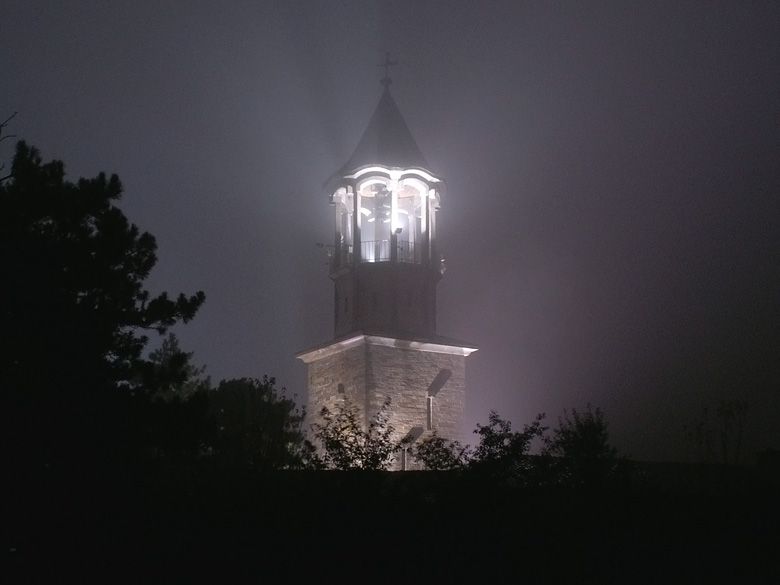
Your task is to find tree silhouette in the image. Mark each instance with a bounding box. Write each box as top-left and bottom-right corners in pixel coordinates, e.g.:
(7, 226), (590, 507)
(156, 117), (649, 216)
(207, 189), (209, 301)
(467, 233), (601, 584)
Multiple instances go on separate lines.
(134, 333), (210, 400)
(1, 141), (205, 465)
(413, 431), (471, 470)
(684, 399), (749, 465)
(0, 112), (17, 182)
(210, 377), (316, 470)
(543, 405), (621, 487)
(313, 397), (398, 470)
(123, 334), (213, 461)
(716, 400), (748, 465)
(470, 411), (547, 482)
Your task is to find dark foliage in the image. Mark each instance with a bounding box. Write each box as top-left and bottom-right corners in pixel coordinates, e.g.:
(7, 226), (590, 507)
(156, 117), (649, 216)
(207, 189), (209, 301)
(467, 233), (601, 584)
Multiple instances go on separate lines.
(313, 397), (399, 470)
(209, 376), (317, 470)
(685, 399), (749, 465)
(413, 431), (471, 470)
(1, 142), (204, 383)
(134, 333), (210, 400)
(9, 466), (778, 583)
(1, 142), (204, 467)
(120, 375), (316, 470)
(469, 410), (547, 483)
(121, 334), (214, 461)
(123, 388), (214, 462)
(543, 404), (623, 487)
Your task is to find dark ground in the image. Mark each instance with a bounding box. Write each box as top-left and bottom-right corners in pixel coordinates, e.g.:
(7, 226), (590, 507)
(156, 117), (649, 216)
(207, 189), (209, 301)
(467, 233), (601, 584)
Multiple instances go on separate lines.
(7, 461), (779, 583)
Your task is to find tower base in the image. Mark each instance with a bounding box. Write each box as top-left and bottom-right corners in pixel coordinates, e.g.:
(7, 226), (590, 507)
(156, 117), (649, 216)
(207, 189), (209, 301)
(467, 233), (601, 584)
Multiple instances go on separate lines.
(297, 333), (477, 470)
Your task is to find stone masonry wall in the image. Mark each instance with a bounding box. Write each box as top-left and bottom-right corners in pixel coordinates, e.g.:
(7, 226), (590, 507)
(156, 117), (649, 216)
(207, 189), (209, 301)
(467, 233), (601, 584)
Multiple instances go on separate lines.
(305, 338), (467, 470)
(366, 344), (466, 470)
(305, 343), (366, 439)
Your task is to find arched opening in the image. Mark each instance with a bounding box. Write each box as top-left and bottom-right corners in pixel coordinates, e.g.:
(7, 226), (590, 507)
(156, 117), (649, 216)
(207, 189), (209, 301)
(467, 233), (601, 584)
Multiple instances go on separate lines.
(354, 173), (432, 264)
(332, 187), (353, 268)
(358, 177), (393, 262)
(396, 177), (429, 264)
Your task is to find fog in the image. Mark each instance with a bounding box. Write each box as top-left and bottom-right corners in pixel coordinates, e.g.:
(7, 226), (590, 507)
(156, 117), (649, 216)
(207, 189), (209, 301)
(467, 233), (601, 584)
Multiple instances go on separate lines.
(2, 1), (778, 460)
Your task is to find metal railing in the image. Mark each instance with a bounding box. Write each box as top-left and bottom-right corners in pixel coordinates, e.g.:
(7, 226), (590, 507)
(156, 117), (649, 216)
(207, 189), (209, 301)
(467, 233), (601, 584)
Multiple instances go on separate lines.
(331, 240), (423, 270)
(395, 240), (420, 264)
(360, 240), (420, 264)
(361, 240), (392, 262)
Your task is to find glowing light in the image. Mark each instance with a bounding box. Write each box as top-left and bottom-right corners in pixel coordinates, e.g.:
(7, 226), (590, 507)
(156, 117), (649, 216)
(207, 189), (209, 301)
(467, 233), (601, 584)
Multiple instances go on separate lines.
(345, 165), (441, 184)
(391, 186), (400, 232)
(359, 177), (388, 191)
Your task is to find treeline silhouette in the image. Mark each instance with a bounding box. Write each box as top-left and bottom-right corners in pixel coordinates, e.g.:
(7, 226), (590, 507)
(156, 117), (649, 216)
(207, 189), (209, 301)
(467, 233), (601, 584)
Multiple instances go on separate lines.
(4, 142), (777, 582)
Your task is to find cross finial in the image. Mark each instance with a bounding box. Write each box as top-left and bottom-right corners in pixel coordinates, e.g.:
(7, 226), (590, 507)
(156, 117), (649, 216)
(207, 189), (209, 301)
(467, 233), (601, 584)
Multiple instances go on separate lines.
(378, 52), (398, 88)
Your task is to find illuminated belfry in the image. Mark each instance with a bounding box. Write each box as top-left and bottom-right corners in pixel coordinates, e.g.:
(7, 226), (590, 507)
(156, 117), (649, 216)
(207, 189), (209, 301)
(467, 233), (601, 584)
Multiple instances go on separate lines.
(297, 75), (477, 469)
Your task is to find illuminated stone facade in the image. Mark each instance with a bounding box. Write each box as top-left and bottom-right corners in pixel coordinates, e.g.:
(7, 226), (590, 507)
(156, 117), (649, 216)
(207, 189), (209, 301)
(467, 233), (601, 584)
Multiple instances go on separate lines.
(299, 335), (471, 469)
(297, 86), (476, 469)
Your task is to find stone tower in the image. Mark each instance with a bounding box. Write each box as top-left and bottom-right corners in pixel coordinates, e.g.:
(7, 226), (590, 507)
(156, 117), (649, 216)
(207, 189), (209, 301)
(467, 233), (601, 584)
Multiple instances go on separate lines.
(297, 82), (477, 469)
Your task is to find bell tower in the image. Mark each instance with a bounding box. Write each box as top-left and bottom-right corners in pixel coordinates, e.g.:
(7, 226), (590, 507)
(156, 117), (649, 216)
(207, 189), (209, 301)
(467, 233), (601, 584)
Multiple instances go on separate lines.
(329, 87), (442, 339)
(298, 78), (477, 469)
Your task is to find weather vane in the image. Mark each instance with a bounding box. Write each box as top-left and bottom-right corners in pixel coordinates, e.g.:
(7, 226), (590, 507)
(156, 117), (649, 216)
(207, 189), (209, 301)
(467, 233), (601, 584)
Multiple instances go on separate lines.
(378, 52), (398, 88)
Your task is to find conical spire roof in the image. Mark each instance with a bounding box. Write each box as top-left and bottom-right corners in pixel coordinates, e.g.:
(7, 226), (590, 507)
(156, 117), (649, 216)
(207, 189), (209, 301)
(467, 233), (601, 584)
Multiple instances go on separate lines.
(340, 88), (430, 174)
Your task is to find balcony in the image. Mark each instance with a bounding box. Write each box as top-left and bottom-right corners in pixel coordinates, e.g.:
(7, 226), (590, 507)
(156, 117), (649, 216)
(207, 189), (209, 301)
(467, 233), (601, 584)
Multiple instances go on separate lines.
(361, 240), (419, 264)
(330, 240), (422, 272)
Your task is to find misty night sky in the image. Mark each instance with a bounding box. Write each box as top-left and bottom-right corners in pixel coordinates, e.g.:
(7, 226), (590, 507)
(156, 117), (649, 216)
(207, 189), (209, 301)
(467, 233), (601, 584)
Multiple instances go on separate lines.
(2, 1), (778, 461)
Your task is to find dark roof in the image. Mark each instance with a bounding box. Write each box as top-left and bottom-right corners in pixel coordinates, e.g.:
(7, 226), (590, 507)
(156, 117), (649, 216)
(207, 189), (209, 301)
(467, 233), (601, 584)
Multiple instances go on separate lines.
(340, 88), (430, 174)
